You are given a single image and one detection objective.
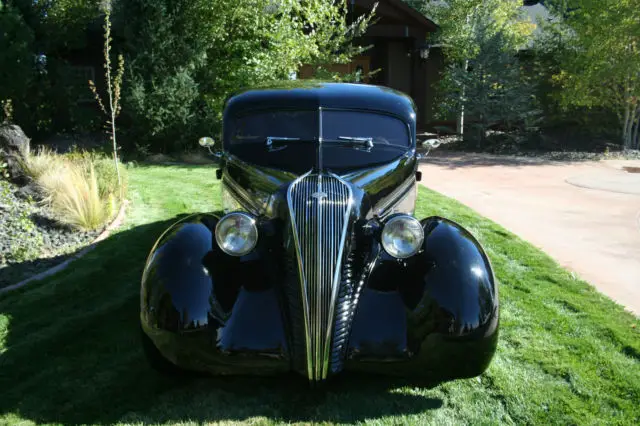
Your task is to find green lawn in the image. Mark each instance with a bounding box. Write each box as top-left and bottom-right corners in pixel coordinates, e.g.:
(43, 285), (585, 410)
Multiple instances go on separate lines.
(1, 164), (638, 425)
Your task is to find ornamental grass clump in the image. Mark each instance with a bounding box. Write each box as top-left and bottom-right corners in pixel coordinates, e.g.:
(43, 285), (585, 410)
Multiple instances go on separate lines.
(37, 161), (113, 231)
(23, 148), (125, 231)
(22, 146), (58, 181)
(64, 149), (127, 202)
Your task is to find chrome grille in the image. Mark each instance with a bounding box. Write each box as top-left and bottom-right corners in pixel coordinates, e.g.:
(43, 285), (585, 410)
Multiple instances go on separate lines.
(287, 172), (353, 382)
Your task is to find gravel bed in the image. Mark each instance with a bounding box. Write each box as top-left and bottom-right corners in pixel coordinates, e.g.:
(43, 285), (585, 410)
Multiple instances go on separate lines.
(418, 135), (640, 162)
(0, 180), (101, 288)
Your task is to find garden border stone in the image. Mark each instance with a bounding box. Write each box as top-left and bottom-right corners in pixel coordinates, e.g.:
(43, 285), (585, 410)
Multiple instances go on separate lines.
(0, 199), (129, 295)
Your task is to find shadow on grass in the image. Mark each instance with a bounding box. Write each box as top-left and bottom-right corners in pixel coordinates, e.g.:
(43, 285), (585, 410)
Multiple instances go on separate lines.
(0, 251), (76, 289)
(0, 215), (442, 425)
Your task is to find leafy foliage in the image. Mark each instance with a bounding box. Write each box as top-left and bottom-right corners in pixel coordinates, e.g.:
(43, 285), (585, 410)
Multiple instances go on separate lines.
(418, 0), (538, 145)
(1, 99), (13, 124)
(418, 0), (535, 61)
(1, 161), (10, 180)
(0, 179), (44, 264)
(538, 0), (640, 149)
(117, 0), (374, 152)
(440, 29), (540, 146)
(0, 3), (35, 119)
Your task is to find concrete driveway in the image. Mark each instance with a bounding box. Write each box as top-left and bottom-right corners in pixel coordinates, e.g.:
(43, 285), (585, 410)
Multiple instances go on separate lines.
(420, 153), (640, 316)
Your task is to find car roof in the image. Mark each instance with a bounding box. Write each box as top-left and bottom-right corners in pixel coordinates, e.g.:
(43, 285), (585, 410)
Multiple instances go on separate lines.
(224, 82), (417, 124)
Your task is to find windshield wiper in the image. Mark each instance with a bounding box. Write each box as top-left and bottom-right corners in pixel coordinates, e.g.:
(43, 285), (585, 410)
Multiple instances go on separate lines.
(265, 136), (300, 152)
(265, 136), (375, 152)
(332, 136), (374, 151)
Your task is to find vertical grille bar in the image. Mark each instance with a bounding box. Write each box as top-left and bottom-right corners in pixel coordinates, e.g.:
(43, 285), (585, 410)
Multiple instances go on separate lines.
(287, 172), (352, 382)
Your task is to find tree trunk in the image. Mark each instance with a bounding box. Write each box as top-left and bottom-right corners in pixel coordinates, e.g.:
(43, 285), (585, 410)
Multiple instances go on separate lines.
(632, 105), (640, 150)
(457, 60), (469, 139)
(622, 102), (633, 148)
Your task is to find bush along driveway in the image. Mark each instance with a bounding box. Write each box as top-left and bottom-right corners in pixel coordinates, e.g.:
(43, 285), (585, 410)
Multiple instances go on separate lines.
(0, 164), (638, 425)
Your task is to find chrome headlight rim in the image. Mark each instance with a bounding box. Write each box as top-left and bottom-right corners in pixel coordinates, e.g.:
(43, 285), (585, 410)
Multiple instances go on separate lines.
(215, 211), (259, 257)
(381, 214), (424, 259)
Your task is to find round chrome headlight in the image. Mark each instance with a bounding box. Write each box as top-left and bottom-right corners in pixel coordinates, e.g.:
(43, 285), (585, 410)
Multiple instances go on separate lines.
(381, 215), (424, 259)
(215, 212), (258, 256)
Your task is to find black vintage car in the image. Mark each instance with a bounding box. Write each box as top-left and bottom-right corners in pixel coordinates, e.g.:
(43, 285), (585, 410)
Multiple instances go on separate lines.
(140, 82), (498, 384)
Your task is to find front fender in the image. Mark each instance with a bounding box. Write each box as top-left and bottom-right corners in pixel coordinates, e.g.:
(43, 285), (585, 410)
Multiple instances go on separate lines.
(346, 216), (499, 380)
(140, 214), (289, 374)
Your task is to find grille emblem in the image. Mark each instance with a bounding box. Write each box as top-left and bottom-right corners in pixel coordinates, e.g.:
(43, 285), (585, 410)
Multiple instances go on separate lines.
(311, 191), (328, 200)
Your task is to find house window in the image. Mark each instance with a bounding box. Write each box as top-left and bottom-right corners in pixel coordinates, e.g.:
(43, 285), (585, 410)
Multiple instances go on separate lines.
(69, 65), (96, 103)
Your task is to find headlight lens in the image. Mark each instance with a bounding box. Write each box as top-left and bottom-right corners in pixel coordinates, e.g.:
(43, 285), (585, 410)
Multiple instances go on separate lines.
(215, 212), (258, 256)
(381, 215), (424, 259)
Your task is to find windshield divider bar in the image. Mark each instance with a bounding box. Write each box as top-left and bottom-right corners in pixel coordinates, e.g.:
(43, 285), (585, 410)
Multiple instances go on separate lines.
(318, 107), (323, 172)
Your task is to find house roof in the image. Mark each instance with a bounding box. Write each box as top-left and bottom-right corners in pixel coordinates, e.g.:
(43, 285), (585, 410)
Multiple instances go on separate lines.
(355, 0), (438, 32)
(386, 0), (438, 31)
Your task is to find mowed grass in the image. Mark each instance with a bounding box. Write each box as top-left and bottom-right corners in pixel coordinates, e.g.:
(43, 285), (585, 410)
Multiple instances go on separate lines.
(0, 164), (638, 425)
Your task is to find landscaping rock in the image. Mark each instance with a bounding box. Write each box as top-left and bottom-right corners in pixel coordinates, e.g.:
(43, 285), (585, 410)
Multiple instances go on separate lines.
(0, 124), (30, 185)
(14, 183), (44, 202)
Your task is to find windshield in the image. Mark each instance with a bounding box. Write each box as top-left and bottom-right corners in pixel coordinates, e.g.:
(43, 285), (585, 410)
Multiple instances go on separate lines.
(226, 109), (411, 173)
(228, 110), (410, 147)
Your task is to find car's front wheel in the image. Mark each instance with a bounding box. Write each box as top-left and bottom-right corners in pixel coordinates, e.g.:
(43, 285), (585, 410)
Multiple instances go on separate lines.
(140, 327), (183, 375)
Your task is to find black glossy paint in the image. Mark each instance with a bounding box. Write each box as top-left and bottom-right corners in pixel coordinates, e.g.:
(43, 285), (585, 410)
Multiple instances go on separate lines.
(141, 213), (498, 381)
(224, 82), (417, 130)
(141, 214), (290, 375)
(346, 217), (498, 380)
(140, 83), (499, 383)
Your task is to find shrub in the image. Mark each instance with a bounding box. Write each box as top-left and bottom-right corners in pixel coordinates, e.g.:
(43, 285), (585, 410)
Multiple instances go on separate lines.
(177, 150), (215, 165)
(23, 149), (127, 231)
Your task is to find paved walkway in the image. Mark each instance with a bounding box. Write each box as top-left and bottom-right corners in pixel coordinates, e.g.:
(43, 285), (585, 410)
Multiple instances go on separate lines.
(419, 153), (640, 316)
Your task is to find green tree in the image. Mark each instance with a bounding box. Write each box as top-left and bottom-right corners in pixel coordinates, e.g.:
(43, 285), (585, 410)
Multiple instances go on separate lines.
(1, 0), (103, 136)
(541, 0), (640, 149)
(416, 0), (534, 61)
(0, 2), (35, 122)
(413, 0), (537, 145)
(440, 25), (540, 146)
(118, 0), (374, 153)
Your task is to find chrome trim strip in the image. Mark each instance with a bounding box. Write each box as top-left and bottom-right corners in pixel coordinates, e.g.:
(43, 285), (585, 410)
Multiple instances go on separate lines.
(375, 175), (416, 218)
(318, 107), (324, 171)
(286, 170), (313, 380)
(322, 172), (353, 379)
(287, 171), (353, 382)
(222, 175), (262, 215)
